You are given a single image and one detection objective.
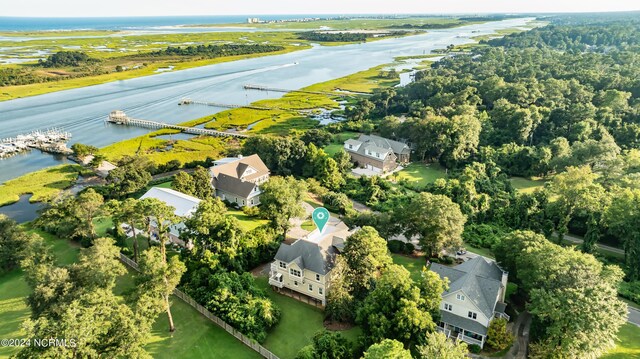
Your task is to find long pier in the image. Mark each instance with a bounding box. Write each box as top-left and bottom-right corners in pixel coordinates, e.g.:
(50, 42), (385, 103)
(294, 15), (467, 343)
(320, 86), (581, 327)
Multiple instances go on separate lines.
(179, 98), (304, 113)
(106, 111), (248, 138)
(243, 84), (350, 97)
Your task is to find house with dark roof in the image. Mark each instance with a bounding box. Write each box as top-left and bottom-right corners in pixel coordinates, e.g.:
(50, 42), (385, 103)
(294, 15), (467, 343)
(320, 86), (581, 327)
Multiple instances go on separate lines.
(343, 134), (410, 173)
(269, 218), (356, 306)
(209, 154), (270, 207)
(430, 256), (510, 348)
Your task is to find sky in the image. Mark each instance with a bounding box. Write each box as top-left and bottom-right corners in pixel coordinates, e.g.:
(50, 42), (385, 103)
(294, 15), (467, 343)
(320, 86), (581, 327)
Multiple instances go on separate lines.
(1, 0), (638, 17)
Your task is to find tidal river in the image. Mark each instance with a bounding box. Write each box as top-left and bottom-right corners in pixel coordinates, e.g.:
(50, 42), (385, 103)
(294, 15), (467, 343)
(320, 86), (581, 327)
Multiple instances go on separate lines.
(0, 18), (533, 184)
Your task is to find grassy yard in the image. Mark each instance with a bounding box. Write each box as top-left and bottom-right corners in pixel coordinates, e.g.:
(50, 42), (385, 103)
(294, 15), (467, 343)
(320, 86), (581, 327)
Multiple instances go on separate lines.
(0, 228), (261, 359)
(509, 177), (546, 194)
(324, 132), (360, 156)
(228, 209), (269, 232)
(394, 163), (447, 187)
(602, 323), (640, 359)
(254, 276), (361, 359)
(391, 254), (427, 282)
(0, 165), (83, 206)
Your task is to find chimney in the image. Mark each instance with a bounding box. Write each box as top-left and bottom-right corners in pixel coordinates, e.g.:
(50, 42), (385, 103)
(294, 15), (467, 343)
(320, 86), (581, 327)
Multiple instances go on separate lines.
(238, 154), (243, 159)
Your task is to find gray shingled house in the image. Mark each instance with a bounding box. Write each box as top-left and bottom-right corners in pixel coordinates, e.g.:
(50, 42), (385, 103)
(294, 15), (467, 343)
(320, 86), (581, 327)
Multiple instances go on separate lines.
(430, 256), (510, 348)
(209, 154), (270, 207)
(343, 134), (410, 173)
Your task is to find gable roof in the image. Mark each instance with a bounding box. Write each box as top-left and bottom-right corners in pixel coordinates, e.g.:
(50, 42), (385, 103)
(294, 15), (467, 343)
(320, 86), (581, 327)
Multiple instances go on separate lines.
(358, 134), (410, 155)
(140, 187), (201, 217)
(210, 154), (269, 198)
(431, 256), (505, 319)
(274, 219), (353, 275)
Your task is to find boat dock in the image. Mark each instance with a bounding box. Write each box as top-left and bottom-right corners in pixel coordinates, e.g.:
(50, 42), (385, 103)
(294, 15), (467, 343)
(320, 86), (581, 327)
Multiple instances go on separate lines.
(0, 128), (72, 159)
(242, 84), (349, 97)
(105, 111), (248, 138)
(178, 98), (304, 113)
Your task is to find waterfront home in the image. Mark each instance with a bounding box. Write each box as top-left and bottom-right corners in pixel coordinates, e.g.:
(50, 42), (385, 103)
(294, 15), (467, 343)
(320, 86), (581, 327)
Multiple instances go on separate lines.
(209, 154), (269, 207)
(344, 134), (410, 173)
(430, 256), (510, 348)
(139, 187), (201, 247)
(269, 218), (356, 306)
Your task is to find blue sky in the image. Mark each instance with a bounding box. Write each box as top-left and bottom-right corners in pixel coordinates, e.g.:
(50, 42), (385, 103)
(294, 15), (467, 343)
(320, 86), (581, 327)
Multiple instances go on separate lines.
(1, 0), (638, 17)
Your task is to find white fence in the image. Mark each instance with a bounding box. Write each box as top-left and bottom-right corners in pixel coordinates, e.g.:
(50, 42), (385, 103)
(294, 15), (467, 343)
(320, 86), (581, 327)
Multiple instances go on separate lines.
(119, 253), (279, 359)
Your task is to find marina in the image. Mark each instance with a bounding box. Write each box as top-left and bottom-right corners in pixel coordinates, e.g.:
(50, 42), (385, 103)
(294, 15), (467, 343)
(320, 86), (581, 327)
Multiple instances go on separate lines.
(0, 128), (72, 159)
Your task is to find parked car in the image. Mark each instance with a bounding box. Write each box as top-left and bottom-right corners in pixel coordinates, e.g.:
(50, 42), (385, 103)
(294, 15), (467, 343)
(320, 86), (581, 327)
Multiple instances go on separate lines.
(456, 248), (467, 256)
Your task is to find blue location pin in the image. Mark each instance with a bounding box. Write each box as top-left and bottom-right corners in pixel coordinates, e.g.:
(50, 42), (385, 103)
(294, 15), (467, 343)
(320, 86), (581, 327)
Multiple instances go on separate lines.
(312, 207), (330, 233)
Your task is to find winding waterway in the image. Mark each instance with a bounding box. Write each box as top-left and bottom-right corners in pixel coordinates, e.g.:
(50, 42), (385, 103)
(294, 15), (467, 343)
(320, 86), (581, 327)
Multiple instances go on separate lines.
(0, 18), (533, 184)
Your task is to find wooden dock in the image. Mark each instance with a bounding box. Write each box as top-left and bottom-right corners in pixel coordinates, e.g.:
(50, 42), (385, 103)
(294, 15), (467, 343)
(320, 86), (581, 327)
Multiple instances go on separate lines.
(178, 98), (304, 113)
(106, 111), (248, 138)
(243, 84), (349, 97)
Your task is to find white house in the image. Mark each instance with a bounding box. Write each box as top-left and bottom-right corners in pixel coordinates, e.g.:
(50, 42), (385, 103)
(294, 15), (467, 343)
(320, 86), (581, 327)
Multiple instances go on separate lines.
(139, 187), (201, 247)
(430, 256), (509, 348)
(268, 218), (356, 306)
(209, 154), (270, 207)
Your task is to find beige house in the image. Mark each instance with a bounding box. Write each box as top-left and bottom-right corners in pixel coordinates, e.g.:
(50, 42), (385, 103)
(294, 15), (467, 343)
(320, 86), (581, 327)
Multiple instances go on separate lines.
(139, 187), (201, 248)
(344, 134), (410, 173)
(209, 154), (270, 207)
(269, 219), (356, 306)
(430, 256), (510, 348)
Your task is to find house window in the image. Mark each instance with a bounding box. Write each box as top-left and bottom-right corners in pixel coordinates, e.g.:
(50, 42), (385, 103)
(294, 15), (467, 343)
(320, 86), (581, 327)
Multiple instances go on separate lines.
(468, 311), (477, 320)
(456, 294), (465, 301)
(290, 268), (301, 277)
(294, 281), (298, 286)
(279, 261), (286, 269)
(316, 274), (320, 281)
(444, 303), (453, 311)
(348, 144), (353, 149)
(308, 284), (313, 291)
(319, 287), (323, 295)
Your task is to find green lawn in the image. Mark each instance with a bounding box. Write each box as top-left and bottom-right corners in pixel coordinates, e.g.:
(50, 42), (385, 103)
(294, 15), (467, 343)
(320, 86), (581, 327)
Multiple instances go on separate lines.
(391, 254), (427, 282)
(254, 276), (360, 359)
(394, 163), (447, 187)
(463, 243), (495, 259)
(602, 323), (640, 359)
(0, 228), (260, 359)
(509, 177), (546, 194)
(324, 132), (359, 156)
(227, 210), (269, 232)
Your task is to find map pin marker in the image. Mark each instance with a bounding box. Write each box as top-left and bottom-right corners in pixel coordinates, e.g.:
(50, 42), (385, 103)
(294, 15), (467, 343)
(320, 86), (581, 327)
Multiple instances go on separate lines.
(312, 207), (330, 233)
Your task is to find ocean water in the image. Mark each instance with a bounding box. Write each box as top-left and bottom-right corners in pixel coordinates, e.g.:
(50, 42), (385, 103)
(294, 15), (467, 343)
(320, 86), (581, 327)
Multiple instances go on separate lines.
(0, 15), (350, 31)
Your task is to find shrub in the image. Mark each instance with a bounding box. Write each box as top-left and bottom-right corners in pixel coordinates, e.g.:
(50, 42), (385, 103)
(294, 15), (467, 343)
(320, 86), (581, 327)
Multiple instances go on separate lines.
(242, 206), (260, 217)
(306, 178), (329, 197)
(468, 344), (482, 354)
(387, 240), (415, 255)
(322, 191), (353, 215)
(619, 281), (640, 305)
(486, 318), (513, 351)
(463, 223), (506, 249)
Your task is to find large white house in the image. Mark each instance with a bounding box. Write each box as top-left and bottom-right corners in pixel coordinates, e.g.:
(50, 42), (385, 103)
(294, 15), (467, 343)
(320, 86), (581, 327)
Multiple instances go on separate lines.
(268, 218), (356, 306)
(430, 256), (510, 348)
(209, 154), (270, 207)
(139, 187), (201, 247)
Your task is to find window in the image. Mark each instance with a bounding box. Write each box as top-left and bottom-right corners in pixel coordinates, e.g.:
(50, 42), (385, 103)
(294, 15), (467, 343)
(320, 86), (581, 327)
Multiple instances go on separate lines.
(456, 294), (465, 301)
(308, 284), (313, 291)
(294, 281), (298, 286)
(290, 268), (301, 277)
(279, 261), (286, 269)
(348, 144), (353, 149)
(468, 311), (477, 320)
(444, 303), (452, 311)
(319, 287), (323, 295)
(315, 274), (320, 281)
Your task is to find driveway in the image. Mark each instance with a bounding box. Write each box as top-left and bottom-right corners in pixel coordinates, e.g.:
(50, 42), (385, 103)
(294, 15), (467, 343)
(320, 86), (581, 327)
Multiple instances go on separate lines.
(560, 233), (624, 255)
(628, 306), (640, 327)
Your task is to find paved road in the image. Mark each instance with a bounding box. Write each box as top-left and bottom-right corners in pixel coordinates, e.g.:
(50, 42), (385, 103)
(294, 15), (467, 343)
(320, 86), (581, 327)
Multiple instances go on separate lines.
(628, 307), (640, 327)
(561, 233), (624, 255)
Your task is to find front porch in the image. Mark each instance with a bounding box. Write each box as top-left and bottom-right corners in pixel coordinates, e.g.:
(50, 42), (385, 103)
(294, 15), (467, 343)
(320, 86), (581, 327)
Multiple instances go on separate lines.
(439, 322), (485, 348)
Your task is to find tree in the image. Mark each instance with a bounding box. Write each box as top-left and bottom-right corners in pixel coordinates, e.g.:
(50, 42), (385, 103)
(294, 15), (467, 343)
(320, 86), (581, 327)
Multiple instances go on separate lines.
(139, 197), (178, 260)
(107, 157), (153, 198)
(604, 187), (640, 279)
(356, 265), (436, 347)
(72, 188), (104, 245)
(342, 226), (392, 297)
(259, 176), (307, 237)
(106, 198), (145, 262)
(325, 256), (356, 323)
(333, 149), (353, 175)
(296, 330), (352, 359)
(0, 215), (37, 274)
(417, 332), (468, 359)
(319, 157), (345, 190)
(362, 339), (411, 359)
(486, 318), (513, 351)
(242, 136), (307, 175)
(136, 247), (186, 332)
(191, 166), (213, 199)
(402, 192), (466, 257)
(70, 143), (98, 159)
(172, 171), (196, 196)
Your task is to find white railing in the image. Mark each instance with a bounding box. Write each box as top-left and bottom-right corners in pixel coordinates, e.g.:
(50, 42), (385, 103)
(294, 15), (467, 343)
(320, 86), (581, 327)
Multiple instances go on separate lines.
(495, 312), (511, 321)
(436, 326), (451, 338)
(268, 276), (284, 288)
(459, 334), (483, 347)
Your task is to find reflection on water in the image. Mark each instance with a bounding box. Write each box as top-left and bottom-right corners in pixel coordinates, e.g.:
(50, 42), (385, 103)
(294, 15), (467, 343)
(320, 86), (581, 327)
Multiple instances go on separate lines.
(0, 194), (46, 223)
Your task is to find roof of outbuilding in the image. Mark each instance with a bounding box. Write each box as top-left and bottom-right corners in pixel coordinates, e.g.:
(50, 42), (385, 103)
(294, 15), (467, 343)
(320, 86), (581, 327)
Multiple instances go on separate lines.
(431, 256), (505, 320)
(139, 187), (201, 217)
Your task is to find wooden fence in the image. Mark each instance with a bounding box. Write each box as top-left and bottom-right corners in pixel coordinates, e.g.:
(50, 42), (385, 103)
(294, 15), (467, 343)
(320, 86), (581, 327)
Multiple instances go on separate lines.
(119, 253), (279, 359)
